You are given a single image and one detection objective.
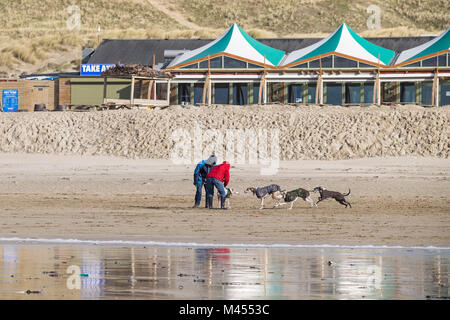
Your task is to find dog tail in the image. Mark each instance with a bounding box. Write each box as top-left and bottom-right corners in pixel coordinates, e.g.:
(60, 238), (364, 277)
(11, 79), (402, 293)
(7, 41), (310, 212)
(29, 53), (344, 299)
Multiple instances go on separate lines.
(343, 189), (351, 196)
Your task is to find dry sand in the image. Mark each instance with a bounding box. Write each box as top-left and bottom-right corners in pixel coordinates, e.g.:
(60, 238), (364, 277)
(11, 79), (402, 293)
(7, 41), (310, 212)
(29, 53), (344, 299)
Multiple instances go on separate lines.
(0, 104), (448, 160)
(0, 153), (448, 247)
(0, 105), (448, 247)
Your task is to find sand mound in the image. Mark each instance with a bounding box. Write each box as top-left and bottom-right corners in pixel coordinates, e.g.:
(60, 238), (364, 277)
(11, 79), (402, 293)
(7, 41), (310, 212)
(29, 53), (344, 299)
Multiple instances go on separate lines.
(0, 104), (448, 160)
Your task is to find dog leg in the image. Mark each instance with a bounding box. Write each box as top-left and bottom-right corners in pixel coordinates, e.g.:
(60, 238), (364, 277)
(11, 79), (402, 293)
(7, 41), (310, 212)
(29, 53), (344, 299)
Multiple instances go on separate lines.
(337, 199), (348, 207)
(288, 197), (298, 210)
(305, 197), (316, 207)
(259, 197), (265, 210)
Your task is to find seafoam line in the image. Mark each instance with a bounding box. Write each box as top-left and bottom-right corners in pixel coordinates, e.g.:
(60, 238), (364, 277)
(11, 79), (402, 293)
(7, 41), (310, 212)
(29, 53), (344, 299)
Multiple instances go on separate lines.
(0, 237), (449, 250)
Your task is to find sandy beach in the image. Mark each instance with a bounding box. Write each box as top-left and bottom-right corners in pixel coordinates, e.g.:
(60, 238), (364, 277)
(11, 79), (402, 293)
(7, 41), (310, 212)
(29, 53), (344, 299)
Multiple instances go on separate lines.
(0, 153), (448, 247)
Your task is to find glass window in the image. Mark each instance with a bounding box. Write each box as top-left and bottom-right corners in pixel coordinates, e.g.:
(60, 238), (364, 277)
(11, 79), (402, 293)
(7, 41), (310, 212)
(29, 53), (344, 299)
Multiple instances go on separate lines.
(247, 63), (263, 69)
(334, 56), (358, 68)
(288, 84), (303, 103)
(326, 83), (342, 105)
(223, 56), (247, 69)
(194, 84), (204, 105)
(359, 62), (377, 68)
(421, 54), (447, 67)
(181, 63), (198, 69)
(233, 84), (248, 105)
(322, 56), (333, 68)
(400, 61), (420, 68)
(345, 83), (361, 104)
(400, 82), (415, 103)
(178, 83), (191, 104)
(214, 83), (229, 104)
(307, 85), (316, 103)
(253, 84), (261, 104)
(421, 83), (432, 105)
(291, 63), (308, 68)
(440, 84), (450, 106)
(199, 56), (222, 69)
(309, 60), (320, 68)
(364, 83), (374, 104)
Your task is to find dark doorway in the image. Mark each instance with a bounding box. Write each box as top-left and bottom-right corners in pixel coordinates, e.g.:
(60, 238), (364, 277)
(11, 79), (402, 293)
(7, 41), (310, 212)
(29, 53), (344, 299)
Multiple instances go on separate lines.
(421, 83), (432, 105)
(233, 84), (248, 105)
(307, 85), (316, 103)
(194, 83), (203, 105)
(326, 83), (342, 105)
(345, 83), (361, 104)
(214, 83), (229, 104)
(288, 84), (303, 103)
(253, 84), (261, 104)
(178, 83), (191, 105)
(364, 83), (374, 104)
(400, 82), (415, 103)
(441, 84), (450, 106)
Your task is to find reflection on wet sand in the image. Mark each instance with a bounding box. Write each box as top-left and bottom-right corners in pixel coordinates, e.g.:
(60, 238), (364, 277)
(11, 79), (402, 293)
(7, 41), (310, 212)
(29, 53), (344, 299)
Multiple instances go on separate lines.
(0, 245), (448, 300)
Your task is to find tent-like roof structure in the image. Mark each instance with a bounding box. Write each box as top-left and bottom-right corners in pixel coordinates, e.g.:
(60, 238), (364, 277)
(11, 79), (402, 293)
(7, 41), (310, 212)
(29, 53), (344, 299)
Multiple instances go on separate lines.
(167, 24), (285, 68)
(394, 28), (450, 66)
(279, 23), (395, 67)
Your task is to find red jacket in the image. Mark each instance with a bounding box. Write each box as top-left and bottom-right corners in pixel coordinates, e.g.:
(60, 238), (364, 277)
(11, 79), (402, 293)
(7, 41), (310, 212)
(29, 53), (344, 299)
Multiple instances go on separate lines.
(207, 161), (230, 187)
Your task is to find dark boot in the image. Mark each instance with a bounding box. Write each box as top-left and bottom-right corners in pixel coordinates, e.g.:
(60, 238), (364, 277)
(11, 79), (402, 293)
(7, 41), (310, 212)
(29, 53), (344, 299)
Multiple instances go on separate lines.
(207, 197), (213, 209)
(220, 197), (228, 210)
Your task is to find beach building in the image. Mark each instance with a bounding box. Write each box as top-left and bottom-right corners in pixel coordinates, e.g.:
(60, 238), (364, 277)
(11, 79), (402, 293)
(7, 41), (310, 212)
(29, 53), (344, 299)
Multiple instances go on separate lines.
(162, 24), (450, 107)
(8, 23), (448, 111)
(84, 23), (450, 107)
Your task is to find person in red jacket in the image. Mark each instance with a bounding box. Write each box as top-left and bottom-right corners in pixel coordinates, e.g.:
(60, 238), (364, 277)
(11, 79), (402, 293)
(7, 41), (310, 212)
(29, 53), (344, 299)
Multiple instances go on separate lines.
(205, 161), (230, 210)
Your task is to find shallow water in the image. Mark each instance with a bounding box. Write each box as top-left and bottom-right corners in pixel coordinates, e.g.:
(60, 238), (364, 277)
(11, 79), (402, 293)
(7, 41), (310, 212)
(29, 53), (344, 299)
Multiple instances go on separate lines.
(0, 243), (448, 299)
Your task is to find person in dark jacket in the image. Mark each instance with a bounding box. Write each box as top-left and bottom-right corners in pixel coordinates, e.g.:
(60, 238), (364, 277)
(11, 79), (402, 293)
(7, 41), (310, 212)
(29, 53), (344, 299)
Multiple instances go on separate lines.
(205, 161), (230, 210)
(193, 155), (217, 208)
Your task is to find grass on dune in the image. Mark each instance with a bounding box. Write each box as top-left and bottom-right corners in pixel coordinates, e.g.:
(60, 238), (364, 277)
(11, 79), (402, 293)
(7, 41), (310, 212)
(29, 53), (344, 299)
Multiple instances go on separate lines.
(0, 0), (447, 76)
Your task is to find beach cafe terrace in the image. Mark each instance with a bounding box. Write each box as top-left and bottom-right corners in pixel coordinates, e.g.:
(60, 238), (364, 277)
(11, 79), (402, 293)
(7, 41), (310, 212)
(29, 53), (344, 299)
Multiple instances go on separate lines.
(81, 23), (450, 107)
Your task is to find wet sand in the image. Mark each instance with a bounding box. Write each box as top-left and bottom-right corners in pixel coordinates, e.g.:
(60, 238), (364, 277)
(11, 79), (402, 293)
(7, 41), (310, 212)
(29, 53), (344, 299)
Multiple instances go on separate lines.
(0, 153), (449, 247)
(0, 244), (448, 300)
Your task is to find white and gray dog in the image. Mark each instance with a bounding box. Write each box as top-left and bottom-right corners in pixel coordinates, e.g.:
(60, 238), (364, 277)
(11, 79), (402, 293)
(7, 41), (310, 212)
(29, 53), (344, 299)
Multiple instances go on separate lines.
(218, 187), (238, 209)
(245, 184), (283, 209)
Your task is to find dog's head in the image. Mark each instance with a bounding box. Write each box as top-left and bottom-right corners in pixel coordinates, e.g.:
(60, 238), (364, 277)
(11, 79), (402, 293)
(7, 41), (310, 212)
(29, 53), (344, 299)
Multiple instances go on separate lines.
(280, 189), (287, 196)
(313, 186), (324, 193)
(244, 187), (256, 194)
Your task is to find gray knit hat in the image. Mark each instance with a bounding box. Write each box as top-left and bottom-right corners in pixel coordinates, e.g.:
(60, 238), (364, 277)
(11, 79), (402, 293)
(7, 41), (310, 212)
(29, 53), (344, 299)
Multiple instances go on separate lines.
(205, 155), (217, 165)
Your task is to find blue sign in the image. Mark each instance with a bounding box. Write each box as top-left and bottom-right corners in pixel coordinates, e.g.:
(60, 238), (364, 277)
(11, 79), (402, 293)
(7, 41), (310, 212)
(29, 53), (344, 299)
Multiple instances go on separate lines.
(2, 89), (18, 112)
(80, 64), (115, 76)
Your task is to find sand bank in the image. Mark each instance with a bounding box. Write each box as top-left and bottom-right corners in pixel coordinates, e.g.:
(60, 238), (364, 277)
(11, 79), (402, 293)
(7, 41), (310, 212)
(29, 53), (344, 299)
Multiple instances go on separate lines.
(0, 104), (448, 160)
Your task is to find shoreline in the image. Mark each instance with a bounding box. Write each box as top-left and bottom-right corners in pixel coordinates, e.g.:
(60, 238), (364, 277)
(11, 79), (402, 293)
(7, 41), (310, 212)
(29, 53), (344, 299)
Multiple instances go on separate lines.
(1, 236), (450, 250)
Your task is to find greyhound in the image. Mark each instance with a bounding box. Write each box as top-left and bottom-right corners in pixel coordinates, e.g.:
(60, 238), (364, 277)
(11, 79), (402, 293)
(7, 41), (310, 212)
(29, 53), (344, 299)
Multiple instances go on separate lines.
(277, 188), (317, 209)
(245, 184), (283, 209)
(313, 186), (351, 208)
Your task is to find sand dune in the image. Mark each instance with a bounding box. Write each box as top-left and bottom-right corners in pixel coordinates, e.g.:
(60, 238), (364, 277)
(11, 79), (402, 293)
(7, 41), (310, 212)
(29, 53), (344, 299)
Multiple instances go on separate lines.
(0, 104), (448, 160)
